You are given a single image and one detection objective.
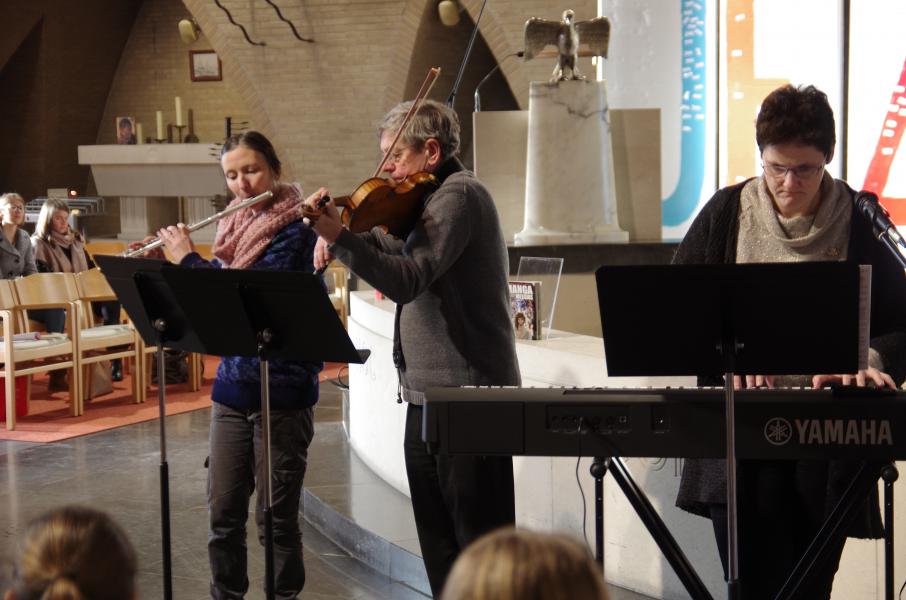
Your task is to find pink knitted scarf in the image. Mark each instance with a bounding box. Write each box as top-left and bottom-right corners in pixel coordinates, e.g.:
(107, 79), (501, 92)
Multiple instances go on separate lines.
(212, 183), (303, 269)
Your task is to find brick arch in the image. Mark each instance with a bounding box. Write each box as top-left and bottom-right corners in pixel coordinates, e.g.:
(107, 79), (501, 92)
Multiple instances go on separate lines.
(460, 0), (531, 109)
(383, 0), (532, 110)
(381, 0), (431, 110)
(181, 0), (279, 167)
(177, 1), (593, 192)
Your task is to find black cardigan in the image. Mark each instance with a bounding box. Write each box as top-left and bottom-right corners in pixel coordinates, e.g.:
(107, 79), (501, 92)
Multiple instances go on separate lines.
(673, 180), (906, 538)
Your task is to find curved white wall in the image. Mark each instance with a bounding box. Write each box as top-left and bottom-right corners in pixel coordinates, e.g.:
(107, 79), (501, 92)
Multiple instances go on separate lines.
(346, 291), (905, 599)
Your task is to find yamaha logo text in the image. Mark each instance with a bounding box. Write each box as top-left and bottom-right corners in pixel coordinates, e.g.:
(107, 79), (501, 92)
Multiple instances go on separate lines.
(765, 417), (893, 446)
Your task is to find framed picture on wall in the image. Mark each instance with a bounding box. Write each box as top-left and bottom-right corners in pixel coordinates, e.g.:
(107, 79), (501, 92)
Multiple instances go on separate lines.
(190, 50), (222, 82)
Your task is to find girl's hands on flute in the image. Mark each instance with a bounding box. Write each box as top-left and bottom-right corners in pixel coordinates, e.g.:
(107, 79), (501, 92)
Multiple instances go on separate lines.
(156, 223), (195, 263)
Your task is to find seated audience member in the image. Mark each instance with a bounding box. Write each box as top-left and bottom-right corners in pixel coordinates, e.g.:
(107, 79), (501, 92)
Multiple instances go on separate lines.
(4, 505), (137, 600)
(441, 528), (610, 600)
(31, 198), (124, 388)
(0, 193), (37, 280)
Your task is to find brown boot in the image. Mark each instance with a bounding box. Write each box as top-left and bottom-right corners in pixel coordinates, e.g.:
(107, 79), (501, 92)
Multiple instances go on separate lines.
(48, 370), (68, 392)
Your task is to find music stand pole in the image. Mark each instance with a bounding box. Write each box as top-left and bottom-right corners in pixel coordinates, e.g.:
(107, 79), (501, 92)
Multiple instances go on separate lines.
(154, 318), (174, 600)
(258, 329), (276, 600)
(882, 464), (898, 600)
(590, 457), (607, 566)
(723, 368), (740, 600)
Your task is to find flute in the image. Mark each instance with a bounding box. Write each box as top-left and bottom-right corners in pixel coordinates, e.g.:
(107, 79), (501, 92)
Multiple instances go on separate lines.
(124, 190), (274, 257)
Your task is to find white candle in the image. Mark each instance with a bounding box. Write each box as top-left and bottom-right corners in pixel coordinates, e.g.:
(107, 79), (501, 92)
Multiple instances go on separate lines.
(136, 123), (143, 144)
(156, 111), (164, 140)
(175, 96), (183, 126)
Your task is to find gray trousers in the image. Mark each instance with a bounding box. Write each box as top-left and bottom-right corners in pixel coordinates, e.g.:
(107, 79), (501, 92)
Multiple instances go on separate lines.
(207, 401), (315, 599)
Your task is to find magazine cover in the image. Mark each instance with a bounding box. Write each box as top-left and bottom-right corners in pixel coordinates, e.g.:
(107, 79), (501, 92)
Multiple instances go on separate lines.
(508, 280), (541, 340)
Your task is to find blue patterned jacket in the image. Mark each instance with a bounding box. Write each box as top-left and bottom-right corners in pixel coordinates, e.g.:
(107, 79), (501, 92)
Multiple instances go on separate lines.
(181, 220), (323, 410)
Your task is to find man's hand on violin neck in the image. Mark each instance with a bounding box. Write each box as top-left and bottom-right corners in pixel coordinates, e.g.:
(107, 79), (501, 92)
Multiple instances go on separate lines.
(301, 187), (343, 243)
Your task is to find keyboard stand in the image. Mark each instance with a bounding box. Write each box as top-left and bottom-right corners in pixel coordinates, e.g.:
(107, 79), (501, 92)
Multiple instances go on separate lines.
(592, 456), (713, 600)
(777, 461), (897, 600)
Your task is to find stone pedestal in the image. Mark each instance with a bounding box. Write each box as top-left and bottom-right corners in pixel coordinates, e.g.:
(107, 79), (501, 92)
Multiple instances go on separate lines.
(183, 196), (218, 243)
(117, 197), (179, 241)
(516, 80), (628, 245)
(78, 144), (225, 242)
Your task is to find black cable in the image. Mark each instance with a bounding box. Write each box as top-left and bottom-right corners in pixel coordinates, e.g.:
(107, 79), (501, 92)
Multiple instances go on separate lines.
(575, 455), (591, 550)
(573, 416), (591, 551)
(898, 576), (904, 599)
(214, 0), (266, 46)
(263, 0), (314, 42)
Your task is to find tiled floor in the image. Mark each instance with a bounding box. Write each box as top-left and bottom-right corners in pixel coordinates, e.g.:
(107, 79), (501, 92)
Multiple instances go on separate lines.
(0, 382), (655, 599)
(0, 386), (424, 599)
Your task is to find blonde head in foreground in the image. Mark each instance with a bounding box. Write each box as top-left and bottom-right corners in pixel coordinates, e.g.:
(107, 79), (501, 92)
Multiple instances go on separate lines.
(441, 528), (609, 600)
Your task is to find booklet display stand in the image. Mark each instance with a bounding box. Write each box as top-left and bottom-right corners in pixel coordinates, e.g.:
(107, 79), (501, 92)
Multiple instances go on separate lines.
(516, 256), (563, 339)
(595, 262), (874, 600)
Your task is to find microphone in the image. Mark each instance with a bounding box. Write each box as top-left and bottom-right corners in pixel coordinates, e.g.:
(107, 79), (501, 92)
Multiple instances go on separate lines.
(855, 191), (905, 247)
(474, 51), (524, 112)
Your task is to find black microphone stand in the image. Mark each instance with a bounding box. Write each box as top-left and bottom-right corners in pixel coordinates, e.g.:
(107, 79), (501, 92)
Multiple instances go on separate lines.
(446, 0), (488, 109)
(857, 191), (906, 269)
(874, 223), (906, 269)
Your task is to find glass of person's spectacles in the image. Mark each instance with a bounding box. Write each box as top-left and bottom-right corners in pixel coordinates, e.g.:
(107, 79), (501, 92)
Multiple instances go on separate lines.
(761, 162), (825, 181)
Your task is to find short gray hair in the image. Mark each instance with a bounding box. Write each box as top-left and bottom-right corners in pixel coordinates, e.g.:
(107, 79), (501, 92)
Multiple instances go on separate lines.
(378, 99), (460, 160)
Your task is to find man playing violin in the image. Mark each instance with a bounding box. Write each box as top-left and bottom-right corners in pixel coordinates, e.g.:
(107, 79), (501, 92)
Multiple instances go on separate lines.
(303, 99), (520, 598)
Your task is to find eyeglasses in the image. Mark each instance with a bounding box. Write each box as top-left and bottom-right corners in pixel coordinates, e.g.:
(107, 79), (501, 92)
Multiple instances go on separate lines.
(386, 146), (416, 166)
(2, 204), (25, 212)
(761, 162), (825, 181)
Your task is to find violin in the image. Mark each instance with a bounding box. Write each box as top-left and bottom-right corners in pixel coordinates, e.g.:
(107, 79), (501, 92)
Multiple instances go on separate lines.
(305, 67), (441, 238)
(330, 172), (438, 237)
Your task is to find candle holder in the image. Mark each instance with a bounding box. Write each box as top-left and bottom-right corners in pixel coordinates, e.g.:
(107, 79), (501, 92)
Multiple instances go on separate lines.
(153, 138), (167, 144)
(173, 125), (187, 143)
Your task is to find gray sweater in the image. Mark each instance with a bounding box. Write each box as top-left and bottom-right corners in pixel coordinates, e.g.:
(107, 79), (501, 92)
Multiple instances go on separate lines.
(0, 228), (37, 279)
(330, 158), (520, 399)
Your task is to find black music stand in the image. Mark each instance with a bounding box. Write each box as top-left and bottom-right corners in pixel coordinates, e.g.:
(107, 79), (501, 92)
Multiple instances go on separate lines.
(159, 265), (365, 600)
(94, 254), (207, 600)
(596, 262), (869, 600)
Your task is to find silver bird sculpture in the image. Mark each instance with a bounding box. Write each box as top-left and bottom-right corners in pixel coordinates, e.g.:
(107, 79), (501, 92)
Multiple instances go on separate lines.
(524, 9), (611, 82)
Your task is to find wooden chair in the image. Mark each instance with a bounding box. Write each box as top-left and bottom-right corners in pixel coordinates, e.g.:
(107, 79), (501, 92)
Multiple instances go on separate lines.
(5, 276), (80, 429)
(324, 263), (349, 328)
(85, 240), (127, 258)
(73, 269), (143, 411)
(194, 243), (215, 260)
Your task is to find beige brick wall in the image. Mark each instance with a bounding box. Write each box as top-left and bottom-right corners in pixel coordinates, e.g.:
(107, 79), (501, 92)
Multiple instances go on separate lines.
(1, 0), (597, 238)
(173, 0), (594, 195)
(99, 0), (252, 147)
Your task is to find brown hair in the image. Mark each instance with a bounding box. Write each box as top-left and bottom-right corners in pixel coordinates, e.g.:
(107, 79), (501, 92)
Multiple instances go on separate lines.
(221, 130), (282, 178)
(7, 506), (137, 600)
(756, 84), (836, 160)
(441, 528), (610, 600)
(33, 198), (73, 242)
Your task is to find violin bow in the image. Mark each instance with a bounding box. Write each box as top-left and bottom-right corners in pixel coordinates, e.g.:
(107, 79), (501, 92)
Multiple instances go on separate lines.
(373, 67), (441, 177)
